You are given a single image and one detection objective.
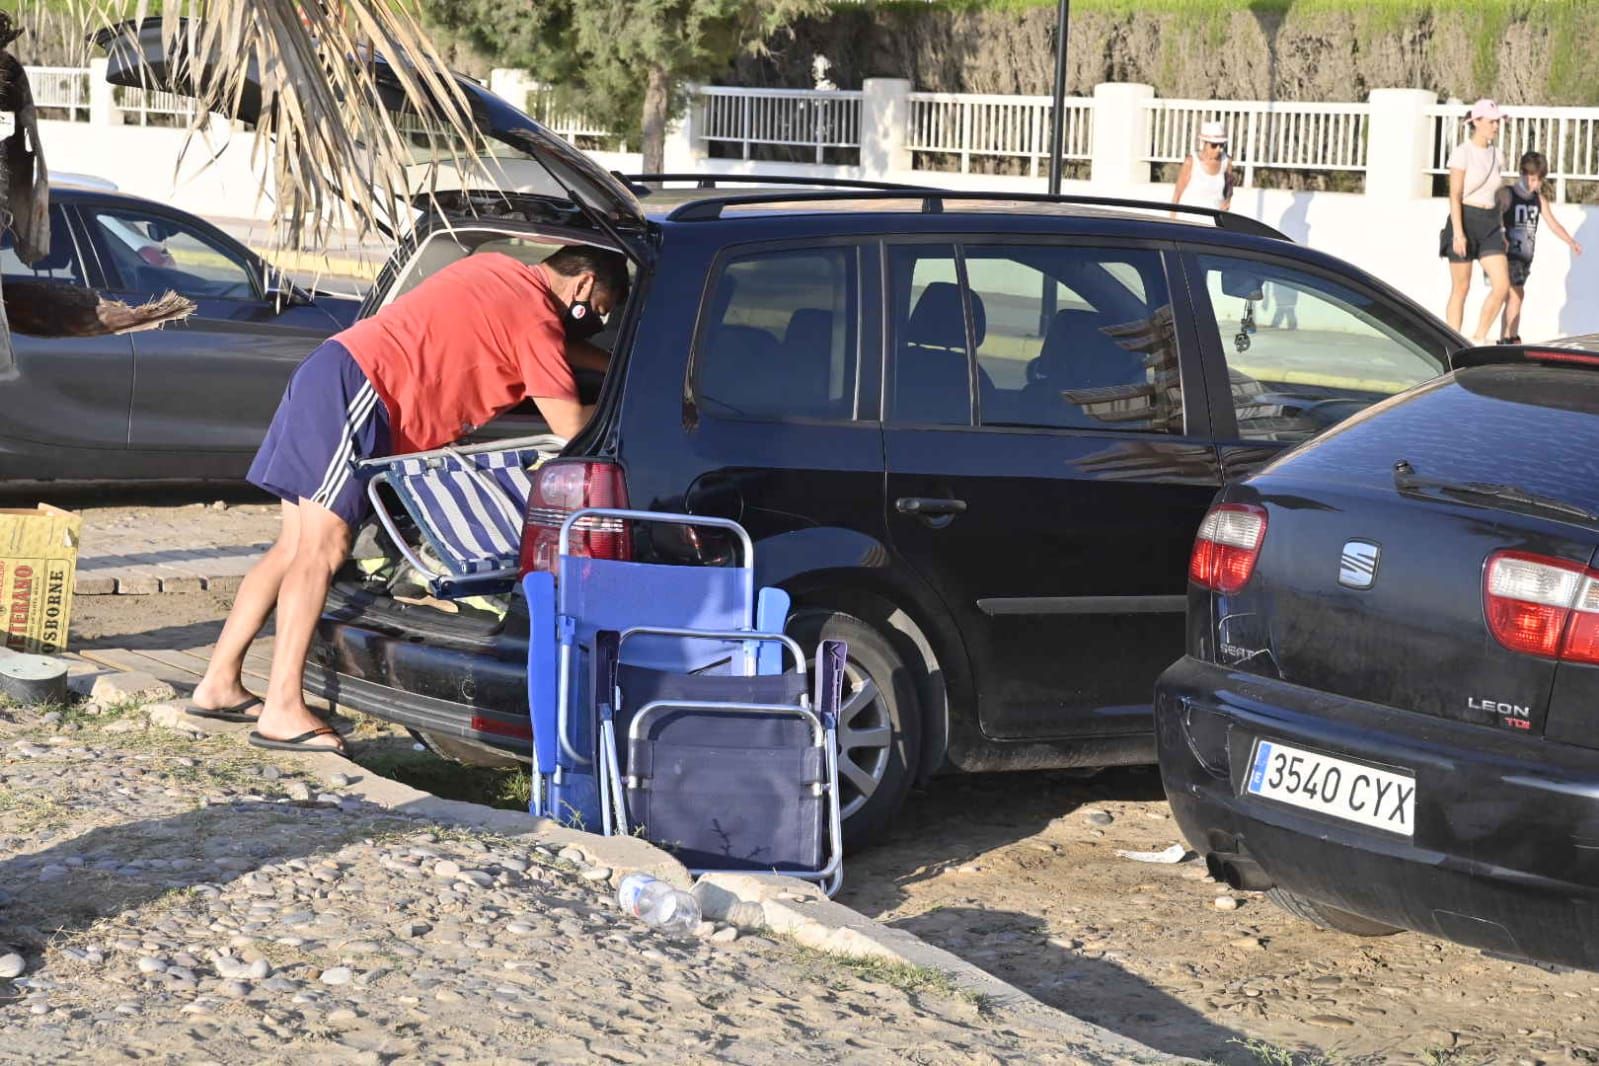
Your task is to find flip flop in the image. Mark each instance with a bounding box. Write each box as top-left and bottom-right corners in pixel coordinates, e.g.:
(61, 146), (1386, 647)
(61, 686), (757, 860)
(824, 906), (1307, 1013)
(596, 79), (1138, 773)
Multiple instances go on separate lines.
(186, 696), (264, 723)
(187, 698), (338, 725)
(247, 726), (350, 758)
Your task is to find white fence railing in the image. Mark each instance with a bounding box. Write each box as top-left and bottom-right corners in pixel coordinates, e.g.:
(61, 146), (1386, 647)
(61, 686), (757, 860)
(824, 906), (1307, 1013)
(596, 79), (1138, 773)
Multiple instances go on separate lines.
(29, 62), (1599, 202)
(112, 83), (203, 126)
(525, 87), (615, 144)
(1145, 99), (1371, 186)
(697, 87), (862, 162)
(1426, 103), (1599, 201)
(27, 65), (90, 119)
(907, 92), (1091, 176)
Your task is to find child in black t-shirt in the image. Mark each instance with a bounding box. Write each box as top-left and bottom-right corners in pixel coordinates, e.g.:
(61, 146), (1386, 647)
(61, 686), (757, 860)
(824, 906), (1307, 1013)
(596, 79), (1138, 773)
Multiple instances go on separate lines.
(1496, 151), (1583, 343)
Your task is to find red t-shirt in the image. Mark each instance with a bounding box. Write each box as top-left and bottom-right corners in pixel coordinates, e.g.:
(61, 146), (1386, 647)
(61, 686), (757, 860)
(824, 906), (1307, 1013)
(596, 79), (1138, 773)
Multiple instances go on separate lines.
(336, 253), (575, 454)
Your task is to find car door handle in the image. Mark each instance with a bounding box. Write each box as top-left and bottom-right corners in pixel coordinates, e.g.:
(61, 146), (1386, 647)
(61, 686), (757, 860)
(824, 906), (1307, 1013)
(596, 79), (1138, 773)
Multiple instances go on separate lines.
(896, 497), (967, 528)
(896, 496), (967, 516)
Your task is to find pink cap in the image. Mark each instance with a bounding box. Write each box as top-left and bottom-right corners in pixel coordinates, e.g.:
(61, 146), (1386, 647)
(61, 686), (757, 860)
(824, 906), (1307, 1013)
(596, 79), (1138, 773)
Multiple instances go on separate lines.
(1467, 98), (1504, 122)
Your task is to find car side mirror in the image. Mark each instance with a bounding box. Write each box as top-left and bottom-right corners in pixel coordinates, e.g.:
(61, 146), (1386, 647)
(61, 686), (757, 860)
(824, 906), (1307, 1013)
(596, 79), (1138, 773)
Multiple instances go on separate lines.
(1220, 269), (1265, 302)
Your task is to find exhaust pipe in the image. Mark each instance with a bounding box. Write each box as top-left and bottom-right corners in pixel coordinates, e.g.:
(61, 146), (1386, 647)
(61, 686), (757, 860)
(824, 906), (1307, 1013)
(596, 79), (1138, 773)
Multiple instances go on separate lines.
(1205, 852), (1274, 892)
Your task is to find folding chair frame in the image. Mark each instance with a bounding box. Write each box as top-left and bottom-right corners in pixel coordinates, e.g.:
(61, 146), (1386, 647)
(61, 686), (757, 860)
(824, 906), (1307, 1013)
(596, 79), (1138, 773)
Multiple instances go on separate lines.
(597, 626), (845, 897)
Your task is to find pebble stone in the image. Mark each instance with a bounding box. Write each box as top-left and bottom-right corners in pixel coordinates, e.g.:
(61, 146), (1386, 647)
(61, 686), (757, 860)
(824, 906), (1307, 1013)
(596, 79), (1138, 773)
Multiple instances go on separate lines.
(1213, 896), (1240, 912)
(1083, 810), (1114, 827)
(0, 953), (25, 979)
(319, 967), (354, 986)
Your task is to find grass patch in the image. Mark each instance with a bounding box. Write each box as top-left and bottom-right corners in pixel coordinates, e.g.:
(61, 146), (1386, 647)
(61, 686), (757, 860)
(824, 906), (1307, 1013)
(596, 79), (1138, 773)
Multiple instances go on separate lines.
(792, 946), (964, 999)
(1227, 1038), (1341, 1066)
(354, 744), (530, 811)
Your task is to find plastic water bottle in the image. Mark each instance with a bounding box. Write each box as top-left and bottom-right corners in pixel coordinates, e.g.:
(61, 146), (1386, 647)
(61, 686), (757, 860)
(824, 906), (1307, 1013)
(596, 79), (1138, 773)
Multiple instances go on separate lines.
(617, 873), (701, 935)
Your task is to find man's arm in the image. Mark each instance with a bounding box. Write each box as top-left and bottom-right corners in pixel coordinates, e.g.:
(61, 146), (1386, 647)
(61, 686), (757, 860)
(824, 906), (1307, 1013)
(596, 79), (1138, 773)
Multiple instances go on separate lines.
(566, 338), (611, 374)
(530, 394), (590, 440)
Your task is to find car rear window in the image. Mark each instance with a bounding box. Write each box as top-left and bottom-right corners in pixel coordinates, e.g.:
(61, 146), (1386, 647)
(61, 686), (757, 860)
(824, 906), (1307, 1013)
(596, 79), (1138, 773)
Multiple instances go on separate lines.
(1268, 365), (1599, 516)
(693, 246), (860, 422)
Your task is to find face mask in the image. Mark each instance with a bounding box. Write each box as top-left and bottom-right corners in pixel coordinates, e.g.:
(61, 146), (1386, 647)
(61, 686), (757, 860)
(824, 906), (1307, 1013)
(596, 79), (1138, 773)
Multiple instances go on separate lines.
(564, 297), (604, 341)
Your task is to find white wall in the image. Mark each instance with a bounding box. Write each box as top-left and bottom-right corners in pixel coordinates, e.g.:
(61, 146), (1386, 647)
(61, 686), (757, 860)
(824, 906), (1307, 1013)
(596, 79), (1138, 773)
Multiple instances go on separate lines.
(35, 119), (1599, 343)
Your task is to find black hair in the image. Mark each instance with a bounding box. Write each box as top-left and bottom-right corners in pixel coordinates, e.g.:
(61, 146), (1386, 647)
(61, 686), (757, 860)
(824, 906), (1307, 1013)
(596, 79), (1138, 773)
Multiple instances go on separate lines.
(1520, 150), (1549, 179)
(543, 244), (630, 303)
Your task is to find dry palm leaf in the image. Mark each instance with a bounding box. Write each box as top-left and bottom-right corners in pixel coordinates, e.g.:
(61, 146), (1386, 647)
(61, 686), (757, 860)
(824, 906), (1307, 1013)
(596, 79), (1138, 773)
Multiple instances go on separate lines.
(3, 280), (193, 337)
(81, 0), (488, 253)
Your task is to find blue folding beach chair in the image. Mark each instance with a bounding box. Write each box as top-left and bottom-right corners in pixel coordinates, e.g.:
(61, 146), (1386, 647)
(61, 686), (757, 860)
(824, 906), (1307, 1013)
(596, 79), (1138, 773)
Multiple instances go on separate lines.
(359, 435), (563, 598)
(596, 630), (846, 895)
(522, 509), (791, 831)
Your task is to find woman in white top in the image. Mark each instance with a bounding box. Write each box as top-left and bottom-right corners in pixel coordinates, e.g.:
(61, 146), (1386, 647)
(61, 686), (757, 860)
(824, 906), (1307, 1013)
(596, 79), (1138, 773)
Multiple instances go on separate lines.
(1172, 121), (1235, 213)
(1442, 98), (1510, 342)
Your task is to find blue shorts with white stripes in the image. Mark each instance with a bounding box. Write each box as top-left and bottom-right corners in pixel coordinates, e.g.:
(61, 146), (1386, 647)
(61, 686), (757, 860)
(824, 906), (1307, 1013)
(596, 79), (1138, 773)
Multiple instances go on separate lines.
(247, 339), (391, 527)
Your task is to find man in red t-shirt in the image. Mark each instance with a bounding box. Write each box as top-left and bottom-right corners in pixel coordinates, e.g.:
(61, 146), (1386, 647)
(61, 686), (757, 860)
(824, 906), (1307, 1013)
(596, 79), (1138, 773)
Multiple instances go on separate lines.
(190, 244), (630, 754)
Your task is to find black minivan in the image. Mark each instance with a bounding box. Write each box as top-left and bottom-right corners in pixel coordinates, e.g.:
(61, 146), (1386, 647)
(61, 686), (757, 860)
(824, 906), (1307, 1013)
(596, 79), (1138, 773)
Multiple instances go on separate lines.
(303, 167), (1462, 843)
(103, 26), (1465, 843)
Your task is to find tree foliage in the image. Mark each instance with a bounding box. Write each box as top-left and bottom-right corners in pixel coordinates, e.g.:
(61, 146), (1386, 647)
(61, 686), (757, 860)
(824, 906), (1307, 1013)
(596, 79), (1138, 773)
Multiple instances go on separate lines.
(426, 0), (823, 163)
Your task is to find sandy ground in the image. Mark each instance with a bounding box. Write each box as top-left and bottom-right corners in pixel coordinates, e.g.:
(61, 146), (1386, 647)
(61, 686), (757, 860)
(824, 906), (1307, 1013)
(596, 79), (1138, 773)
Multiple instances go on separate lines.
(0, 705), (1100, 1065)
(58, 562), (1599, 1066)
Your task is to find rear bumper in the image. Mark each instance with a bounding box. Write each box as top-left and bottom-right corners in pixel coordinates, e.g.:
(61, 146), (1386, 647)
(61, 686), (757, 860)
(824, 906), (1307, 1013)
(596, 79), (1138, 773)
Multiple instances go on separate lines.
(306, 612), (531, 761)
(1155, 656), (1599, 971)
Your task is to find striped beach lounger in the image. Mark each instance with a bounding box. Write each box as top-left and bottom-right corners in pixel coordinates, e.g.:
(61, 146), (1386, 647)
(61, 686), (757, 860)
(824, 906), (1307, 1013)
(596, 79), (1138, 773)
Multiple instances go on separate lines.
(359, 435), (564, 598)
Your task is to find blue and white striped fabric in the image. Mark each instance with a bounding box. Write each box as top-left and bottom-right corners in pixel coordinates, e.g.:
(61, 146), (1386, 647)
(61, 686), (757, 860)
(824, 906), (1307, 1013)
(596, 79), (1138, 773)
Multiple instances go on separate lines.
(389, 445), (545, 580)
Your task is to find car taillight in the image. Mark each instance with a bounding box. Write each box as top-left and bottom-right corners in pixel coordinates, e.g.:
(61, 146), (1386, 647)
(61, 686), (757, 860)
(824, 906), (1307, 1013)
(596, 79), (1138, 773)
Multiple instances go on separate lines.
(1483, 550), (1599, 664)
(1189, 504), (1268, 594)
(518, 459), (630, 575)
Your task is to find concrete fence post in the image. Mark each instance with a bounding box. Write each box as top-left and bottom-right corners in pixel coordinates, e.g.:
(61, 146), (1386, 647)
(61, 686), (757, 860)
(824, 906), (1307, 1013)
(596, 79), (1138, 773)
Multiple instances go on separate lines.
(88, 57), (120, 127)
(1365, 88), (1438, 203)
(662, 84), (707, 172)
(860, 77), (913, 180)
(1090, 82), (1155, 188)
(487, 68), (534, 113)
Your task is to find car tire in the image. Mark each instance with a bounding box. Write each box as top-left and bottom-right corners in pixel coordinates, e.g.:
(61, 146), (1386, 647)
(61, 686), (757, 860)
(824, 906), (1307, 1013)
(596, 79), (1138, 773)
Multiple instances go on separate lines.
(786, 609), (920, 850)
(1266, 887), (1401, 937)
(412, 730), (523, 770)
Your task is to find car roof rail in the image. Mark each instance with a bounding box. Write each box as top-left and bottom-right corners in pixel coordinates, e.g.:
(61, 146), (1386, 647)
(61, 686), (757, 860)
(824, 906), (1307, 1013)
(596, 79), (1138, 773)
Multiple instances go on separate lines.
(617, 172), (941, 194)
(1452, 340), (1599, 372)
(660, 188), (1289, 240)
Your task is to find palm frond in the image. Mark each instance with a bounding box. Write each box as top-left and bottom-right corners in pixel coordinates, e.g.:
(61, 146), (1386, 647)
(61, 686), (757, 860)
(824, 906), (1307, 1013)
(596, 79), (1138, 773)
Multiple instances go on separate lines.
(78, 0), (490, 252)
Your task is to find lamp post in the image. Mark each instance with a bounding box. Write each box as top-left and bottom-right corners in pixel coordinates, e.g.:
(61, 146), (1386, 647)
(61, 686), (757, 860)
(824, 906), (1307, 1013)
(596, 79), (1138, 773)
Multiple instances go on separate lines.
(1046, 0), (1071, 196)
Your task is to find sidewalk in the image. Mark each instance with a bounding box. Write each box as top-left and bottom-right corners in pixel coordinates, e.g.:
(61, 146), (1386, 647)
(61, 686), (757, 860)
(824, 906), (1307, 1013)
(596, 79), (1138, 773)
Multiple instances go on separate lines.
(74, 499), (278, 596)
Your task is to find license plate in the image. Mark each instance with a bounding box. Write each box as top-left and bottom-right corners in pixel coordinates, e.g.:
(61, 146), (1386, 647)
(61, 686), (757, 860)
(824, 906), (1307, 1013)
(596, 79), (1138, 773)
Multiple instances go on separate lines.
(1245, 739), (1416, 836)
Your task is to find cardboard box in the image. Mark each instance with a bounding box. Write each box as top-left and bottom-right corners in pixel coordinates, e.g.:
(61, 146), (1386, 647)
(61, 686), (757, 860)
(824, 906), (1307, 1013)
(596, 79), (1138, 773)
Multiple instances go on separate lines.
(0, 504), (81, 655)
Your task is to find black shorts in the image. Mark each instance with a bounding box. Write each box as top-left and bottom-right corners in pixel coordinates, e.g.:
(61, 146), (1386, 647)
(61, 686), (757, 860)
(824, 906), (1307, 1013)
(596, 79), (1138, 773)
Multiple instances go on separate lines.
(1441, 205), (1508, 262)
(1508, 256), (1532, 287)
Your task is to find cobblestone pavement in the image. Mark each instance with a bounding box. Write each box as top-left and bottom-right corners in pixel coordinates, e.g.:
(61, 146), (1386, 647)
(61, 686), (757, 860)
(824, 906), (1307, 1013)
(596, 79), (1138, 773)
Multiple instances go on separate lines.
(74, 498), (279, 596)
(0, 700), (1139, 1065)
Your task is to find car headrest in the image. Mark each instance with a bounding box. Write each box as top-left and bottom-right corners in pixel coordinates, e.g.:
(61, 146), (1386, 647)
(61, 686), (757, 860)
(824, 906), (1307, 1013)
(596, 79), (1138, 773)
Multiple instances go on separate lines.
(1036, 308), (1145, 388)
(906, 282), (986, 350)
(784, 307), (832, 348)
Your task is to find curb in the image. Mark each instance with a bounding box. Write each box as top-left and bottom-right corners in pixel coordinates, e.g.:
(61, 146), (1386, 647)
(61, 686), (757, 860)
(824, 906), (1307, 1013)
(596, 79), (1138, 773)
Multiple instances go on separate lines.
(138, 685), (1189, 1064)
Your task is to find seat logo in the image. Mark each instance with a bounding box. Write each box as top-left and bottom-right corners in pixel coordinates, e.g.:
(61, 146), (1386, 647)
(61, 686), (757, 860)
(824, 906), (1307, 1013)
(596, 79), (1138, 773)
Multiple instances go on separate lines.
(1339, 541), (1380, 589)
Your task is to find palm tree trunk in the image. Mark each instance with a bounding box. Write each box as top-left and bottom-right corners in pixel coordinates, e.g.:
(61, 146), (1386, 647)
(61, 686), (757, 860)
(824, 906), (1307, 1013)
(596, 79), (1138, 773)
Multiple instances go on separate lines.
(640, 64), (671, 173)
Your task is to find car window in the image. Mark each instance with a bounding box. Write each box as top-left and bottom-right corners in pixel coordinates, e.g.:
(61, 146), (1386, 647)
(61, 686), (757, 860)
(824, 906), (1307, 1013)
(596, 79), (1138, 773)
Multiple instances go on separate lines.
(0, 206), (85, 284)
(888, 244), (971, 426)
(89, 208), (258, 300)
(695, 247), (859, 421)
(965, 245), (1179, 432)
(888, 242), (1181, 433)
(1198, 253), (1449, 444)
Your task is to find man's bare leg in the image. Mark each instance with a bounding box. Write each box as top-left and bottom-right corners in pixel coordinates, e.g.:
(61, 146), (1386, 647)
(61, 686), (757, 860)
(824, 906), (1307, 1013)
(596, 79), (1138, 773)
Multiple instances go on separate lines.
(193, 500), (302, 712)
(253, 498), (351, 750)
(1502, 284), (1525, 340)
